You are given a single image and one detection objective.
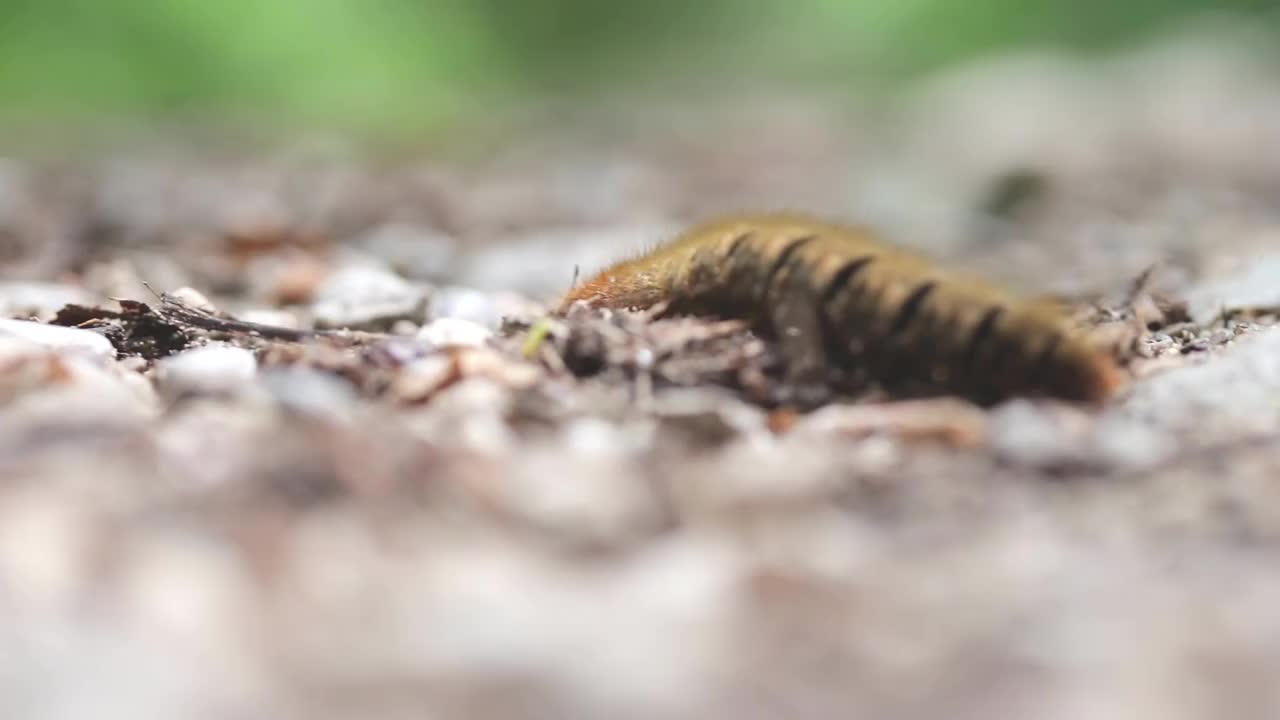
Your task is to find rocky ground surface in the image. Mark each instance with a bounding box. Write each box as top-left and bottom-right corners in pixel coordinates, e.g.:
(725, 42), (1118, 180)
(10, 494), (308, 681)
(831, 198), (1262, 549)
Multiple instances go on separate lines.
(4, 33), (1280, 720)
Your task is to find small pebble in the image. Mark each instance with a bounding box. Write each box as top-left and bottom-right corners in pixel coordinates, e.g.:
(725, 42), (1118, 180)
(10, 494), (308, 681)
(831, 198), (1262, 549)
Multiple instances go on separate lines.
(390, 320), (419, 336)
(311, 266), (430, 330)
(154, 345), (258, 397)
(430, 286), (498, 326)
(416, 317), (492, 351)
(168, 287), (217, 313)
(390, 354), (456, 402)
(392, 347), (540, 402)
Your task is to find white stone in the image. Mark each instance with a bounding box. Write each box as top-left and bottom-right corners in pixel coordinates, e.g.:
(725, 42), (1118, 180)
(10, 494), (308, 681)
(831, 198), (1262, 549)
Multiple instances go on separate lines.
(415, 317), (492, 351)
(154, 345), (257, 396)
(167, 286), (217, 313)
(429, 285), (495, 325)
(0, 318), (115, 359)
(311, 266), (429, 330)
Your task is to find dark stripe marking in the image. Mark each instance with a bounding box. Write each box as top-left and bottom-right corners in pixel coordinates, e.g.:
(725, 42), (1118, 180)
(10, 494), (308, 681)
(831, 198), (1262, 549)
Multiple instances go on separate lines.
(765, 235), (818, 291)
(820, 255), (876, 309)
(962, 305), (1005, 368)
(889, 281), (937, 336)
(725, 231), (755, 263)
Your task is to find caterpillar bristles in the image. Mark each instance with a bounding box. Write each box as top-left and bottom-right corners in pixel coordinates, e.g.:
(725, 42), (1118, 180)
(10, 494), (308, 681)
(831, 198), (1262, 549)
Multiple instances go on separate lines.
(560, 213), (1123, 406)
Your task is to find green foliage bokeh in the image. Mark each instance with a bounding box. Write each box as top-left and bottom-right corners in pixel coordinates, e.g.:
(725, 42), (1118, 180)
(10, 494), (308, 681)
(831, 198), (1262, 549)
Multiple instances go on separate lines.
(0, 0), (1272, 132)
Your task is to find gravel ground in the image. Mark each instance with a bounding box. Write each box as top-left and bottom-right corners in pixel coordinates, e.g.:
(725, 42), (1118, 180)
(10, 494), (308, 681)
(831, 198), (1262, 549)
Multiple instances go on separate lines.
(4, 31), (1280, 720)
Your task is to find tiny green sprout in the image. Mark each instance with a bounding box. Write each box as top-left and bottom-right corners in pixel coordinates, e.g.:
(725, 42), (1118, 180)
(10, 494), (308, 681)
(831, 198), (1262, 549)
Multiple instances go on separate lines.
(521, 318), (554, 359)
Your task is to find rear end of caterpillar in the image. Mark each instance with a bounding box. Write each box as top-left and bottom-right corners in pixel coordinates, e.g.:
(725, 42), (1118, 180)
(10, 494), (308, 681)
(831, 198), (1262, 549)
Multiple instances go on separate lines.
(561, 214), (1122, 406)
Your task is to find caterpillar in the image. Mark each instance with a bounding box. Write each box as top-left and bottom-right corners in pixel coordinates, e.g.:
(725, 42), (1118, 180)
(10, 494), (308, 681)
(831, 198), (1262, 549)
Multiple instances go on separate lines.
(559, 213), (1122, 406)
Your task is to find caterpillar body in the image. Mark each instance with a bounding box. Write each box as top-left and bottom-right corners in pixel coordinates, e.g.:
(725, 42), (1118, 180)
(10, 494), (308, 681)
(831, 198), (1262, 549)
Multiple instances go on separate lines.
(560, 213), (1122, 406)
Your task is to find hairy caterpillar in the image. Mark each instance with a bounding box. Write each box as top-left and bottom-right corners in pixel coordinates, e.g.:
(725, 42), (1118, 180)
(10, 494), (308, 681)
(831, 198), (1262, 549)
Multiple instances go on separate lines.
(559, 213), (1122, 406)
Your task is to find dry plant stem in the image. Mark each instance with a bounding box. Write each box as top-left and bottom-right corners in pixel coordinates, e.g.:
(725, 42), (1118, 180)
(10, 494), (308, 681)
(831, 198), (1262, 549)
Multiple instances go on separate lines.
(151, 291), (385, 345)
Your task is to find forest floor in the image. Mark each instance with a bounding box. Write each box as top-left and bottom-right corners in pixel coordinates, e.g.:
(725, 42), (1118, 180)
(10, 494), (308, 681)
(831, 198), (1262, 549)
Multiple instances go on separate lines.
(3, 40), (1280, 720)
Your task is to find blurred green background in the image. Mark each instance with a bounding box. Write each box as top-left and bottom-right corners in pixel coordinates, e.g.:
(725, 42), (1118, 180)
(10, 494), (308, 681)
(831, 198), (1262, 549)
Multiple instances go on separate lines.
(0, 0), (1274, 134)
